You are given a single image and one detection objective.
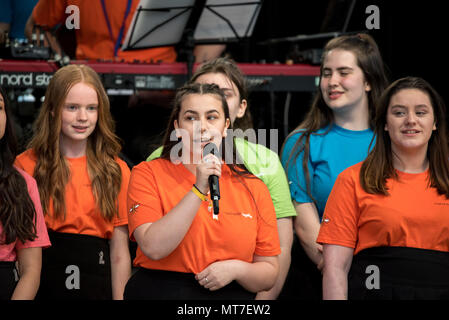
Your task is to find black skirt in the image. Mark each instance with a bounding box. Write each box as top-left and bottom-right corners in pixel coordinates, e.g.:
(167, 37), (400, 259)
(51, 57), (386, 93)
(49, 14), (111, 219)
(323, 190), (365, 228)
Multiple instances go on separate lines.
(0, 261), (17, 300)
(349, 246), (449, 300)
(36, 231), (112, 300)
(124, 268), (256, 300)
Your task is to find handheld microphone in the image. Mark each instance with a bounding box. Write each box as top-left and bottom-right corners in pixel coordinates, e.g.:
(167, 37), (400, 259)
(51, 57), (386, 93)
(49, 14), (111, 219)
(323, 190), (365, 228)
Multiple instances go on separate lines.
(203, 143), (220, 215)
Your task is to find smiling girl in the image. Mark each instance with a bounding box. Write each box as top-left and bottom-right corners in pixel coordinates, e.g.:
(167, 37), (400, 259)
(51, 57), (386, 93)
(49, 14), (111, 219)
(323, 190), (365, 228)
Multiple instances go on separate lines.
(15, 64), (131, 300)
(318, 77), (449, 300)
(281, 34), (389, 299)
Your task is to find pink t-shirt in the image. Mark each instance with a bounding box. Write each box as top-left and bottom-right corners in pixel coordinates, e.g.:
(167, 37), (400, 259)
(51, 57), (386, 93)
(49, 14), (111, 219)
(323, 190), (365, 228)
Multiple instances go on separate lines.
(0, 168), (51, 261)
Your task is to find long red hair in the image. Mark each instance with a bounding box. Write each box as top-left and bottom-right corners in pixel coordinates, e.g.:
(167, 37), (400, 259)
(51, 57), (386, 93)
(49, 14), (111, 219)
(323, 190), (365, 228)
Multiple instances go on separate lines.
(29, 64), (122, 220)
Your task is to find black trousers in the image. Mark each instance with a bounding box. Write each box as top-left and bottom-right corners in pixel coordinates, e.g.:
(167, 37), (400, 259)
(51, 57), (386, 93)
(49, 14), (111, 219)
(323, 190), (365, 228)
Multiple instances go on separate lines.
(0, 261), (16, 300)
(124, 268), (256, 300)
(36, 231), (112, 300)
(349, 246), (449, 300)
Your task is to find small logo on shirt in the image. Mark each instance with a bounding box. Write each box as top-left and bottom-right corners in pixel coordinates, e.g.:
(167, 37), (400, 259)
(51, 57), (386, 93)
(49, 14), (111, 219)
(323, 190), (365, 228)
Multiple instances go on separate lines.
(241, 213), (253, 219)
(129, 203), (140, 214)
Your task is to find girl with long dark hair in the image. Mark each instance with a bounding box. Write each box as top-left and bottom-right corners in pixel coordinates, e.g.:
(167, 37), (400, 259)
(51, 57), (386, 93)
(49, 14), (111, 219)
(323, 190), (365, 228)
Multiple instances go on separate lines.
(125, 83), (280, 299)
(281, 33), (389, 299)
(0, 86), (50, 300)
(147, 58), (296, 299)
(319, 77), (449, 300)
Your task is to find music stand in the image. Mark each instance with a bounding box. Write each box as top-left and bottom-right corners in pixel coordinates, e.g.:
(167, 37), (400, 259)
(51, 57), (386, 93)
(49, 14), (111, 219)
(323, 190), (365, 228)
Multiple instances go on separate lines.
(192, 0), (262, 44)
(257, 0), (358, 46)
(121, 0), (263, 78)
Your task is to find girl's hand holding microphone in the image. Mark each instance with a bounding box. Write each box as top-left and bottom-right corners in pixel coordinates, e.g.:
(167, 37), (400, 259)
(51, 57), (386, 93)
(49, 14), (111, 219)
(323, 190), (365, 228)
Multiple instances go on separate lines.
(194, 152), (221, 195)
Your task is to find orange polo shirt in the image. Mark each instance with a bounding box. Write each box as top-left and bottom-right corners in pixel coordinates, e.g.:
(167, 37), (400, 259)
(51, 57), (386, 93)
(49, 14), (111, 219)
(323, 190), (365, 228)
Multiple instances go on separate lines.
(127, 158), (281, 274)
(317, 162), (449, 254)
(33, 0), (177, 62)
(15, 149), (130, 239)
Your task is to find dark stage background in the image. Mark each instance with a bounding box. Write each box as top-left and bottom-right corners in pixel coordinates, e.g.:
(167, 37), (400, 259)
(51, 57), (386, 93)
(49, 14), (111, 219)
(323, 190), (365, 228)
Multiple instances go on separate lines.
(2, 0), (446, 166)
(114, 0), (447, 166)
(228, 0), (446, 139)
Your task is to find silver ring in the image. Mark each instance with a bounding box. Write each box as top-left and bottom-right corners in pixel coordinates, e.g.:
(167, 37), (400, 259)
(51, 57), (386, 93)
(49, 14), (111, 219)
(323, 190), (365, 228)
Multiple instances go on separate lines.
(205, 277), (208, 283)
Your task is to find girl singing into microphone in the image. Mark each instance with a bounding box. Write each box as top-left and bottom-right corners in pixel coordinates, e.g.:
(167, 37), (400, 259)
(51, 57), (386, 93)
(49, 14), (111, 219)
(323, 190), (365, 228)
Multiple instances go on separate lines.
(125, 83), (280, 299)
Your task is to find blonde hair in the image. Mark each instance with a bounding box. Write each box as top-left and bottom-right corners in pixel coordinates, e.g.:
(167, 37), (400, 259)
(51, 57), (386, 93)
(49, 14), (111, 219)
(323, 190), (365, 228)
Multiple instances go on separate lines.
(29, 64), (122, 221)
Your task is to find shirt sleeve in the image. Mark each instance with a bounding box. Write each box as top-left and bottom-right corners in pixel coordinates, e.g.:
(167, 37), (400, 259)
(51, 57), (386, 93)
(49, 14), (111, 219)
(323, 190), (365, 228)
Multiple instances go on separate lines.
(262, 151), (297, 219)
(32, 0), (66, 28)
(281, 131), (314, 204)
(127, 162), (164, 241)
(316, 168), (359, 248)
(236, 139), (296, 219)
(113, 159), (131, 227)
(15, 170), (51, 250)
(13, 150), (36, 176)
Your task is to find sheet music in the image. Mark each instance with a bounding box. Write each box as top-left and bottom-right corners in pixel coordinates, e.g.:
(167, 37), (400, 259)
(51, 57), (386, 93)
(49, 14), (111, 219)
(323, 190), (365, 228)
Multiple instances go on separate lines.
(121, 0), (261, 50)
(194, 0), (261, 41)
(121, 0), (195, 50)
